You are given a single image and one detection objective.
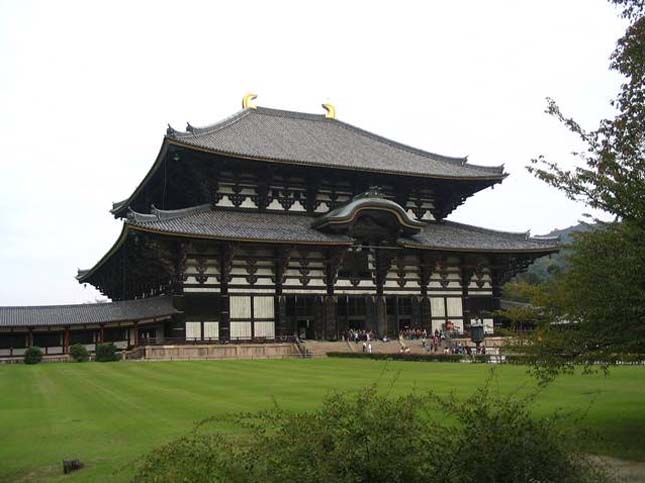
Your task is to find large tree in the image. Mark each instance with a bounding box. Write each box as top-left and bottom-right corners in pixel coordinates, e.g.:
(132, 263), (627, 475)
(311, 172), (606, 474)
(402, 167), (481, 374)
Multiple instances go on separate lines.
(520, 0), (645, 375)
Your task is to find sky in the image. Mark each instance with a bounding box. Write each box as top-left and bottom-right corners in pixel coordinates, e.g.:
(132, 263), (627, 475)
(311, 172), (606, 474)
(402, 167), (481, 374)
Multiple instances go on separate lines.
(0, 0), (626, 305)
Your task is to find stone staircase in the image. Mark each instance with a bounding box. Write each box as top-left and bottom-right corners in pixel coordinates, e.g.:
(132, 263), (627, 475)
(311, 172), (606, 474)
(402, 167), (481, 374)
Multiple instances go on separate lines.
(301, 341), (354, 358)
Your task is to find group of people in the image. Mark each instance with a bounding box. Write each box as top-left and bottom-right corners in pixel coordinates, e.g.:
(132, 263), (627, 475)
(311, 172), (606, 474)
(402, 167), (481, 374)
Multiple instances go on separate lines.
(344, 329), (376, 344)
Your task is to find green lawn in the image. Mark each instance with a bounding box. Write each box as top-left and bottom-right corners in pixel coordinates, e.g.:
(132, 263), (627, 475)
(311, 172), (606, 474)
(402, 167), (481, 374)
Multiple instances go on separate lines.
(0, 359), (643, 482)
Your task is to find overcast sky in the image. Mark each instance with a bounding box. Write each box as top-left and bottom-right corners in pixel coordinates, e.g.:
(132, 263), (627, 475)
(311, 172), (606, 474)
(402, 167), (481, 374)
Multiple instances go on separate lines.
(0, 0), (626, 305)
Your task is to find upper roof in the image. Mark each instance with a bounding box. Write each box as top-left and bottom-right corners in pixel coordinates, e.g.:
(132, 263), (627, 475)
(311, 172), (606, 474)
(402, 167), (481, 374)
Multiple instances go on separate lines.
(166, 106), (506, 180)
(0, 296), (179, 328)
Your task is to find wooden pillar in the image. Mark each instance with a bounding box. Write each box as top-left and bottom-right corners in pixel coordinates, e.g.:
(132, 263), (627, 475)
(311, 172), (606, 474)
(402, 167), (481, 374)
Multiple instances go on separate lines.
(99, 324), (105, 343)
(274, 247), (290, 338)
(219, 244), (234, 342)
(276, 296), (289, 338)
(323, 248), (344, 340)
(63, 328), (70, 354)
(491, 268), (502, 328)
(374, 296), (387, 338)
(133, 322), (139, 347)
(27, 328), (33, 348)
(461, 265), (473, 332)
(323, 296), (337, 340)
(373, 248), (393, 338)
(312, 296), (324, 339)
(420, 296), (432, 333)
(418, 252), (435, 334)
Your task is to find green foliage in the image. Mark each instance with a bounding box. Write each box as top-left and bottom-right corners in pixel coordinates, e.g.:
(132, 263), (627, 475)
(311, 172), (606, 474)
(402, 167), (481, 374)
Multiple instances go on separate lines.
(68, 343), (89, 362)
(134, 378), (610, 483)
(523, 0), (645, 377)
(95, 342), (118, 362)
(513, 223), (645, 381)
(23, 347), (43, 365)
(327, 352), (488, 363)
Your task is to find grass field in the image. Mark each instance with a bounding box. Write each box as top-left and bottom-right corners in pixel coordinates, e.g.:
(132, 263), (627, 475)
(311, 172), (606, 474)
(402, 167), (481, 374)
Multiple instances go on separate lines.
(0, 359), (643, 482)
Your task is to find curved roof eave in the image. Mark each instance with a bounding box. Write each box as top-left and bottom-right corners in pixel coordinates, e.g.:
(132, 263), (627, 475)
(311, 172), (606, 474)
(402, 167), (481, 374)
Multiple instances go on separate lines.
(166, 139), (508, 182)
(110, 138), (171, 218)
(76, 224), (130, 283)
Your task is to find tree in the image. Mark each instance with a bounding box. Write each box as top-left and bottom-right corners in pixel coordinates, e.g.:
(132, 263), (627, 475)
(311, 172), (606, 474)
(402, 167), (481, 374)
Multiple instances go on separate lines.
(512, 224), (645, 379)
(522, 1), (645, 375)
(529, 1), (645, 223)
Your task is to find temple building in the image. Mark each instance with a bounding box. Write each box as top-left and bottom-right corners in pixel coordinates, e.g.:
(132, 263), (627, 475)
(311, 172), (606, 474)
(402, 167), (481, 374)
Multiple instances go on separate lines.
(0, 95), (558, 357)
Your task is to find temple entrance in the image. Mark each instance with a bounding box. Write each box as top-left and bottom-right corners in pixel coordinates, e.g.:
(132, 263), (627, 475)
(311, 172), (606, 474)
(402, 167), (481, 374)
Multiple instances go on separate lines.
(337, 295), (369, 331)
(286, 296), (316, 339)
(386, 296), (415, 334)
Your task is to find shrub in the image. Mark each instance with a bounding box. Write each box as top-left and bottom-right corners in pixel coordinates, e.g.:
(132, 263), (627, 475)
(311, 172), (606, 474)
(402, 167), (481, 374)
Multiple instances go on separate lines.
(69, 343), (89, 362)
(135, 376), (610, 483)
(326, 352), (489, 363)
(95, 342), (118, 362)
(24, 347), (43, 365)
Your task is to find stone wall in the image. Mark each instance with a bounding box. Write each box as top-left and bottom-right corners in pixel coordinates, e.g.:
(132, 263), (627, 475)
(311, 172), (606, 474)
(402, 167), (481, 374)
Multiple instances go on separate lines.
(141, 343), (301, 361)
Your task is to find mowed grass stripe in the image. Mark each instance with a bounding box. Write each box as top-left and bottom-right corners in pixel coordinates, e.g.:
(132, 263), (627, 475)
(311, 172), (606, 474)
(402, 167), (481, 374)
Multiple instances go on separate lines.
(0, 360), (643, 483)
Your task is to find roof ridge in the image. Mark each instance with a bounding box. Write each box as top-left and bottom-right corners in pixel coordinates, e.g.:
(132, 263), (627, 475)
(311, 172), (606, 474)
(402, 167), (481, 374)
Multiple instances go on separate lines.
(167, 109), (252, 139)
(128, 203), (211, 222)
(332, 119), (504, 174)
(442, 220), (543, 240)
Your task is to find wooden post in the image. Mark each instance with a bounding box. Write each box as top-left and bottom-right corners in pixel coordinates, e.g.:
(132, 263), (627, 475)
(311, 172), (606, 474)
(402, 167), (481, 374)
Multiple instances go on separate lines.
(99, 324), (105, 343)
(133, 322), (139, 347)
(219, 244), (234, 342)
(63, 328), (70, 354)
(27, 328), (33, 348)
(461, 265), (473, 333)
(274, 247), (290, 338)
(323, 296), (337, 340)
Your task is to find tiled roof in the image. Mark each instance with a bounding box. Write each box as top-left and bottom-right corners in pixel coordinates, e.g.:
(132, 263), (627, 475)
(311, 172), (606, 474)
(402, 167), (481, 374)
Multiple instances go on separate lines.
(128, 205), (352, 244)
(0, 296), (178, 328)
(405, 221), (560, 252)
(166, 107), (505, 179)
(126, 205), (558, 253)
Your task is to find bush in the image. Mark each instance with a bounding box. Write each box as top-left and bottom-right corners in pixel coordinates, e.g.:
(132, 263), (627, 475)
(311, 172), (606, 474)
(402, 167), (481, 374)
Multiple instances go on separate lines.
(135, 376), (610, 483)
(95, 342), (118, 362)
(327, 352), (489, 363)
(24, 347), (43, 365)
(69, 343), (89, 362)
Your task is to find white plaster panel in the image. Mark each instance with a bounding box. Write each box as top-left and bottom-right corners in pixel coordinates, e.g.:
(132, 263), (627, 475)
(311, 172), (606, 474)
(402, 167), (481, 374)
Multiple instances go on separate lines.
(254, 321), (275, 338)
(446, 298), (463, 318)
(204, 322), (219, 340)
(231, 322), (252, 340)
(230, 297), (252, 319)
(186, 321), (202, 340)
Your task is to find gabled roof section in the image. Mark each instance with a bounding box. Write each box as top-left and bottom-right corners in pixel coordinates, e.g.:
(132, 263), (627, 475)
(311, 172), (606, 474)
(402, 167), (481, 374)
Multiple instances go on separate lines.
(312, 188), (426, 237)
(166, 106), (505, 179)
(0, 296), (179, 328)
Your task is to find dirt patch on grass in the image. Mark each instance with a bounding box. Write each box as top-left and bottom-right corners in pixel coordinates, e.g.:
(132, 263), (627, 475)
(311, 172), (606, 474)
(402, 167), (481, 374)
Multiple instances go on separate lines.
(593, 455), (645, 483)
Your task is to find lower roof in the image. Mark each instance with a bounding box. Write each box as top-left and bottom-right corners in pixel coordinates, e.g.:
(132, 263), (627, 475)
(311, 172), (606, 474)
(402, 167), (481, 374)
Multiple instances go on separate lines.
(78, 205), (559, 283)
(0, 296), (179, 328)
(126, 204), (559, 252)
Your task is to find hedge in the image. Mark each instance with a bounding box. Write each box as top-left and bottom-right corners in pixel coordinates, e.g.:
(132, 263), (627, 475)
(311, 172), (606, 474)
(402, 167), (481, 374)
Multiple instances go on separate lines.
(326, 352), (490, 363)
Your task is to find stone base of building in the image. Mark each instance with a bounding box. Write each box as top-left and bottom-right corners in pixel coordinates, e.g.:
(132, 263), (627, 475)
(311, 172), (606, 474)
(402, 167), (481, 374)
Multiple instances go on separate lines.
(134, 342), (302, 361)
